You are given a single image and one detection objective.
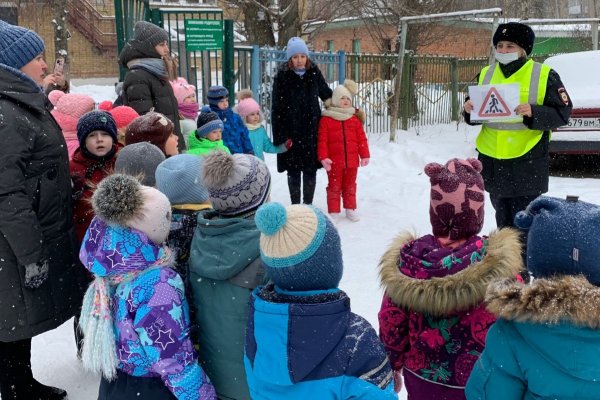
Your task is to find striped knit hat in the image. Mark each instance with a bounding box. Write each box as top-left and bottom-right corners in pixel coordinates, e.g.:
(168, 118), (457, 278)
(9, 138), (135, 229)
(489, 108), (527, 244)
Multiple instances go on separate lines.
(0, 21), (45, 70)
(196, 109), (223, 138)
(255, 203), (343, 291)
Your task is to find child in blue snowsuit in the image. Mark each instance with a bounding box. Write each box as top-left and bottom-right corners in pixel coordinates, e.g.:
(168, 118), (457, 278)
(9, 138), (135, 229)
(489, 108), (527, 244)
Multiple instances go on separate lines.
(205, 85), (253, 154)
(245, 202), (397, 399)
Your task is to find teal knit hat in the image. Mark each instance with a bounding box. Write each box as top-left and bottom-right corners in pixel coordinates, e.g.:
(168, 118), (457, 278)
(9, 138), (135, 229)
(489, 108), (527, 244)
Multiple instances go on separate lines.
(0, 21), (45, 70)
(255, 203), (343, 291)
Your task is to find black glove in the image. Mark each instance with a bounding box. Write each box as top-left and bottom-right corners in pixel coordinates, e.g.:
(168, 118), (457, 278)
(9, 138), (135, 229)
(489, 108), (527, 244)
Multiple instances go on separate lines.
(24, 258), (49, 289)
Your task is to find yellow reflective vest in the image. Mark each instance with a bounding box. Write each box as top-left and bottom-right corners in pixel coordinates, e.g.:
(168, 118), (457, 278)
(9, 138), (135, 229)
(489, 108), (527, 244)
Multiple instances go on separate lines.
(476, 59), (551, 159)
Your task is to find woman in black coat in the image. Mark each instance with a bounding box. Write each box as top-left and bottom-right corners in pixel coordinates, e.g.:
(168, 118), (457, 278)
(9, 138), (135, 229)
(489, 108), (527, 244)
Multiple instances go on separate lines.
(0, 22), (87, 400)
(119, 21), (185, 152)
(272, 37), (333, 204)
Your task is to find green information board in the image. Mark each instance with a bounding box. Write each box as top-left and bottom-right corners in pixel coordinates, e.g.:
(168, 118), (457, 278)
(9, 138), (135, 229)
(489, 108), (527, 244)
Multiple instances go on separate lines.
(184, 19), (223, 51)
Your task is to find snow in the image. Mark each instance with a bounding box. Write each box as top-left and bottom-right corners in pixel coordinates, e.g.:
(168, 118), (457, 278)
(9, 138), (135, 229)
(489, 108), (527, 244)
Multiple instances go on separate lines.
(30, 84), (600, 399)
(545, 50), (600, 109)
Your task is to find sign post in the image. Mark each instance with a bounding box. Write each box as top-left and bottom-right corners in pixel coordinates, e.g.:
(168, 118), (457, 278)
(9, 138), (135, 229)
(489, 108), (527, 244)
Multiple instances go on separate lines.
(184, 19), (223, 51)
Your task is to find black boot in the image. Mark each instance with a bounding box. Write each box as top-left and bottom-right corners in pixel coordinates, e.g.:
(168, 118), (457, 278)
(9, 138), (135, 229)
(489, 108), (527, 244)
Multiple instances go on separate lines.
(31, 380), (67, 400)
(302, 171), (317, 205)
(287, 171), (301, 204)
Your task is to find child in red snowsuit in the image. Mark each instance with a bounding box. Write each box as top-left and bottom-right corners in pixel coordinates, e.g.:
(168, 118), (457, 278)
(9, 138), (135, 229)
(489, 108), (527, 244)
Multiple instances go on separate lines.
(317, 79), (369, 222)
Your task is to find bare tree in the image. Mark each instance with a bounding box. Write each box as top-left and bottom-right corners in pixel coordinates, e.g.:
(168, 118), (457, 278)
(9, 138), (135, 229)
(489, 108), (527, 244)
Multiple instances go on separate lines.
(50, 0), (69, 75)
(220, 0), (353, 47)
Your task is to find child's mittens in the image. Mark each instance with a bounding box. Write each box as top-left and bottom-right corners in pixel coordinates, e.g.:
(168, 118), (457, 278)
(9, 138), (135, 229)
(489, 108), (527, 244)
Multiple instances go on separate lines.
(284, 139), (293, 150)
(393, 370), (403, 393)
(321, 158), (333, 171)
(360, 158), (370, 167)
(355, 108), (366, 124)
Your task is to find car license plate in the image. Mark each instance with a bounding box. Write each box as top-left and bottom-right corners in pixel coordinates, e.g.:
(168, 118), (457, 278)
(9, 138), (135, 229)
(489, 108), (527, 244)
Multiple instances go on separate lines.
(562, 117), (600, 130)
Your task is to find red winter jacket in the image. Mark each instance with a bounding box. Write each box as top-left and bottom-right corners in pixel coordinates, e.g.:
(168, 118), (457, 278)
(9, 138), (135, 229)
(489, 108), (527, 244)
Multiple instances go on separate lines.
(317, 114), (369, 169)
(69, 144), (122, 245)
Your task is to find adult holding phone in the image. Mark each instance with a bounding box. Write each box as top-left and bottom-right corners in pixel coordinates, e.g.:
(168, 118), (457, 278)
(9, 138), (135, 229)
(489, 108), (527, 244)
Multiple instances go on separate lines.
(43, 57), (69, 95)
(0, 21), (86, 399)
(463, 22), (572, 229)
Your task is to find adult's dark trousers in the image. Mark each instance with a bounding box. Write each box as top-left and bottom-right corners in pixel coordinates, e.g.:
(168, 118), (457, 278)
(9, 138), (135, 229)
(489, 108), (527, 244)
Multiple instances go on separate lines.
(490, 193), (539, 279)
(287, 169), (317, 205)
(99, 370), (176, 400)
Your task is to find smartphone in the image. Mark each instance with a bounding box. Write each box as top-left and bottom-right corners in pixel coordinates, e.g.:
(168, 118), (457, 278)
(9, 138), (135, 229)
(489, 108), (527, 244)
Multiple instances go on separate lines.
(53, 57), (64, 75)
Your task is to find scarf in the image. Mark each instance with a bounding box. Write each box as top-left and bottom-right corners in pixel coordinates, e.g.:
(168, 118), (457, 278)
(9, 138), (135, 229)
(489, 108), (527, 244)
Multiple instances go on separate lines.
(127, 58), (167, 79)
(322, 105), (356, 121)
(179, 102), (199, 120)
(245, 122), (262, 131)
(79, 247), (173, 380)
(294, 68), (306, 76)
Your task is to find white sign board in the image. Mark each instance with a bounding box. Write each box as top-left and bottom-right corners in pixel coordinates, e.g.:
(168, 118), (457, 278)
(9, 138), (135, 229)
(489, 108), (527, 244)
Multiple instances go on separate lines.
(468, 83), (521, 122)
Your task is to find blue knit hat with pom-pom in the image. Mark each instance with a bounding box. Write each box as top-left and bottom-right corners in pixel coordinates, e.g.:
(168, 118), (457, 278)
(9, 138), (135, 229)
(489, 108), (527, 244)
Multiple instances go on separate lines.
(255, 203), (343, 291)
(515, 195), (600, 285)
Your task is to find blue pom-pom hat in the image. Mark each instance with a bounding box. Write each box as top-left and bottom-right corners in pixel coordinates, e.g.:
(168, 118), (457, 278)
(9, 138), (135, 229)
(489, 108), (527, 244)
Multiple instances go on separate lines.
(255, 203), (343, 291)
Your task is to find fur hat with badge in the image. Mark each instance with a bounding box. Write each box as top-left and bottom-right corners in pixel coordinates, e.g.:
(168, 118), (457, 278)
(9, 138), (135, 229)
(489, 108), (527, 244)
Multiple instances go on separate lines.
(255, 203), (343, 291)
(514, 195), (600, 285)
(76, 110), (118, 148)
(115, 142), (165, 187)
(493, 22), (535, 55)
(125, 112), (174, 154)
(155, 154), (210, 206)
(202, 151), (270, 216)
(425, 158), (485, 243)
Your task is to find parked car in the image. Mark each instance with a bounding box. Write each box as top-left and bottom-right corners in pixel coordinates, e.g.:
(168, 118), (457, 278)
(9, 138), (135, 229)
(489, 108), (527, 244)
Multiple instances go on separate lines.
(545, 50), (600, 154)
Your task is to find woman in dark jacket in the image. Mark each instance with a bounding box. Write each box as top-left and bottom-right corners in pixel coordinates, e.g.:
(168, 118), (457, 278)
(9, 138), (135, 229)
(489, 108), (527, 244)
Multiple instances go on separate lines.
(119, 21), (185, 152)
(0, 21), (87, 400)
(271, 37), (332, 205)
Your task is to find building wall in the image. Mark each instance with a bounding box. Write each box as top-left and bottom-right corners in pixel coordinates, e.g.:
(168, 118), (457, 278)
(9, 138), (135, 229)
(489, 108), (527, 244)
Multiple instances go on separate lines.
(17, 3), (119, 78)
(310, 23), (492, 58)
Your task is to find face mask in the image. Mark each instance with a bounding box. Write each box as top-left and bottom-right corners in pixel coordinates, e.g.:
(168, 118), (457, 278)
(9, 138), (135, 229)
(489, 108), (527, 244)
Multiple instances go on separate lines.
(494, 50), (520, 65)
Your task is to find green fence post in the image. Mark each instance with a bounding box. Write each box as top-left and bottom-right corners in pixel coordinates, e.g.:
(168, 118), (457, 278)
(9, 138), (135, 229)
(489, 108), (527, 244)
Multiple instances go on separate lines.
(451, 58), (459, 121)
(114, 0), (126, 81)
(223, 19), (234, 104)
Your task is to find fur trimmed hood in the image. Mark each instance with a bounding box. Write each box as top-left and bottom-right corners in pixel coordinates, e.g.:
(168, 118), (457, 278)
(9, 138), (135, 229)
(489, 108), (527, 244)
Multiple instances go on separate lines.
(379, 228), (522, 316)
(486, 275), (600, 329)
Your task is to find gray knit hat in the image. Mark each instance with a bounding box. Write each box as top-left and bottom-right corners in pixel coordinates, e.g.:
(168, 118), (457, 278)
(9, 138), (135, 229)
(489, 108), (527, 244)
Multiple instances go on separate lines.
(0, 20), (45, 70)
(133, 21), (169, 47)
(202, 151), (270, 216)
(155, 154), (210, 205)
(115, 142), (166, 186)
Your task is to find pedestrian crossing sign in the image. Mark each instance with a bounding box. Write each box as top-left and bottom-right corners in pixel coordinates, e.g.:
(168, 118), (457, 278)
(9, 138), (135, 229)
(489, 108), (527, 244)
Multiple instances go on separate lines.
(468, 83), (520, 122)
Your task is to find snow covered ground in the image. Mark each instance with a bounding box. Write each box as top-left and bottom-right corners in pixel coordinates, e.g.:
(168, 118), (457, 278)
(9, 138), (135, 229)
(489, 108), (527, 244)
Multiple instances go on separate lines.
(28, 83), (600, 399)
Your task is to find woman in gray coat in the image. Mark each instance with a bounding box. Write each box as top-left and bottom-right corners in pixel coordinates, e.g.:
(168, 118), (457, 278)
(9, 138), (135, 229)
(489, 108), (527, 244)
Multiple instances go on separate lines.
(0, 21), (87, 400)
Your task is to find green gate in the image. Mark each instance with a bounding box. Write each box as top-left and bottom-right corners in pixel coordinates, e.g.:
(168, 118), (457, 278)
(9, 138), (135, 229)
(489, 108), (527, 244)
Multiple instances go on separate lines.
(114, 0), (249, 104)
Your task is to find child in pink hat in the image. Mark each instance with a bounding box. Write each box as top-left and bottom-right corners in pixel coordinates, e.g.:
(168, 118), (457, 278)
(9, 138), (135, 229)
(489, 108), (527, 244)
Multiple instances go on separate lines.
(171, 77), (199, 146)
(237, 95), (291, 161)
(49, 90), (95, 160)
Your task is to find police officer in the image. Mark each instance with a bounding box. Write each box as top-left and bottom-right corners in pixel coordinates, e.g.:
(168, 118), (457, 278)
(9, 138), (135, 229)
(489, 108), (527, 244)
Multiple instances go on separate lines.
(463, 22), (572, 229)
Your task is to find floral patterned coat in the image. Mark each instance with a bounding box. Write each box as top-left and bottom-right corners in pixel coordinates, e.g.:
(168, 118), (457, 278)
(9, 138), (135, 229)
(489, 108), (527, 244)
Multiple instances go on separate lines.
(378, 229), (522, 397)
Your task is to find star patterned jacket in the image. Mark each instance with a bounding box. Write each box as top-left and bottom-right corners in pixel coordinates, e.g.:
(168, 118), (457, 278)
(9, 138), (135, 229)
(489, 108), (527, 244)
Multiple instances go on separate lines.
(80, 217), (216, 399)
